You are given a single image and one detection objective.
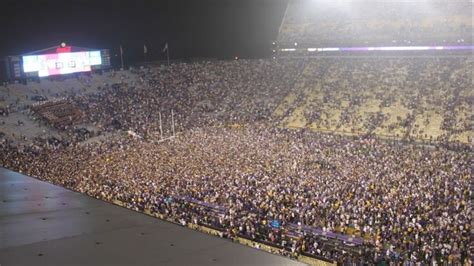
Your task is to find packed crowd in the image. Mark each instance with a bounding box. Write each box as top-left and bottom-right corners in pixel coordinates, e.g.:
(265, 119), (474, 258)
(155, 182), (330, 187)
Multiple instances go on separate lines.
(63, 57), (473, 145)
(1, 125), (471, 264)
(278, 0), (472, 47)
(0, 55), (472, 264)
(73, 59), (305, 136)
(277, 57), (473, 144)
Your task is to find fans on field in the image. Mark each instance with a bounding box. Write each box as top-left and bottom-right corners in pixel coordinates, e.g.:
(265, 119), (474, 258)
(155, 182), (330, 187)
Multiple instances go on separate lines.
(1, 125), (471, 264)
(0, 56), (472, 265)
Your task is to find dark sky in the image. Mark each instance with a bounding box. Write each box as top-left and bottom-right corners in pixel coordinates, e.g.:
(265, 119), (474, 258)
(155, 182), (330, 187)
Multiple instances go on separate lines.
(0, 0), (288, 63)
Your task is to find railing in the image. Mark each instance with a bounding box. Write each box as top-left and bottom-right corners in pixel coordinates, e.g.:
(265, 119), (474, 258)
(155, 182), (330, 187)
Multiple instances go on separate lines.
(110, 195), (369, 265)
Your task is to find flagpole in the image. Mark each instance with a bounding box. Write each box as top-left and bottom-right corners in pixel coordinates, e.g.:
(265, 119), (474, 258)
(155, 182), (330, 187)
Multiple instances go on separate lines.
(159, 112), (163, 139)
(162, 42), (169, 66)
(120, 45), (124, 70)
(144, 44), (148, 62)
(171, 109), (175, 137)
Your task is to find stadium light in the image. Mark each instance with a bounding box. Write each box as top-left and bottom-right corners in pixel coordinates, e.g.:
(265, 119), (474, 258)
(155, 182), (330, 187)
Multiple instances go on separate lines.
(319, 48), (339, 51)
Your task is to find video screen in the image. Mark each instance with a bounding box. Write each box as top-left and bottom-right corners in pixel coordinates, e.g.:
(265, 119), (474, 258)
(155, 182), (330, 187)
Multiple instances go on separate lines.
(23, 51), (102, 77)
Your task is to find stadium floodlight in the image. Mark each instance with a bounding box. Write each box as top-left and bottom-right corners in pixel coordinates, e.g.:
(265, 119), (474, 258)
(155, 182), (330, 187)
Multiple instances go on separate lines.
(307, 48), (317, 52)
(378, 46), (431, 51)
(320, 48), (340, 51)
(294, 42), (298, 46)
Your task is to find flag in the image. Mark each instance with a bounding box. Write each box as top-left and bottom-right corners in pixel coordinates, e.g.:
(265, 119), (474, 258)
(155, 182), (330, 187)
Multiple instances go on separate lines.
(162, 42), (168, 52)
(143, 44), (148, 54)
(120, 45), (123, 55)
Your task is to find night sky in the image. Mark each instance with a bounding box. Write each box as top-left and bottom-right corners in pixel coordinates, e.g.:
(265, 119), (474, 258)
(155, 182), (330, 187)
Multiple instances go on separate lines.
(0, 0), (288, 63)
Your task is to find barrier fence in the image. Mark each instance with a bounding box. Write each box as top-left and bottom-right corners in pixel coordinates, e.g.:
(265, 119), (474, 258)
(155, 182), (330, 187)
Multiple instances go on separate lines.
(111, 199), (337, 266)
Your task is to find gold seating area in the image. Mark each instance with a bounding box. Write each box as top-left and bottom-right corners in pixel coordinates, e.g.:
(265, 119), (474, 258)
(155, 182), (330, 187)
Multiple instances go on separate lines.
(274, 57), (473, 144)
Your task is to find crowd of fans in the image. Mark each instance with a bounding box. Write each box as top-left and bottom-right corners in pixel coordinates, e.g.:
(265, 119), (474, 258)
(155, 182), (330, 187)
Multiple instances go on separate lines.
(278, 57), (473, 144)
(1, 125), (471, 264)
(57, 57), (472, 145)
(278, 0), (472, 47)
(0, 55), (472, 265)
(73, 59), (305, 136)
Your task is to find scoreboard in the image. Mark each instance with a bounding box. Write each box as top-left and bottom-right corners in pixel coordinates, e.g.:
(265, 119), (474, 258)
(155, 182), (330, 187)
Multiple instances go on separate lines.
(22, 50), (104, 77)
(5, 56), (22, 79)
(97, 49), (111, 69)
(2, 44), (112, 82)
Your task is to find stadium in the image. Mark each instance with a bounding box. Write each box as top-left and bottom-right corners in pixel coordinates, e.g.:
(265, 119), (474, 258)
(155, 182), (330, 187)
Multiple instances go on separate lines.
(0, 0), (472, 265)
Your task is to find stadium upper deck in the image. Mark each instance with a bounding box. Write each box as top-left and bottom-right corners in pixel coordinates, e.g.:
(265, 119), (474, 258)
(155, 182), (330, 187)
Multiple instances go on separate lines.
(277, 0), (473, 48)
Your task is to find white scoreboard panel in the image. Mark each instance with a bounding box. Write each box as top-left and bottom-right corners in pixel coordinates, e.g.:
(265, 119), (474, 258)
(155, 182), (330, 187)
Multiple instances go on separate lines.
(23, 51), (102, 77)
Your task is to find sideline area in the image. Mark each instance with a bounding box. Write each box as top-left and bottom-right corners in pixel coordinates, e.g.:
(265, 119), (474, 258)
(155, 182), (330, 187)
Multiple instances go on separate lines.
(0, 167), (303, 266)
